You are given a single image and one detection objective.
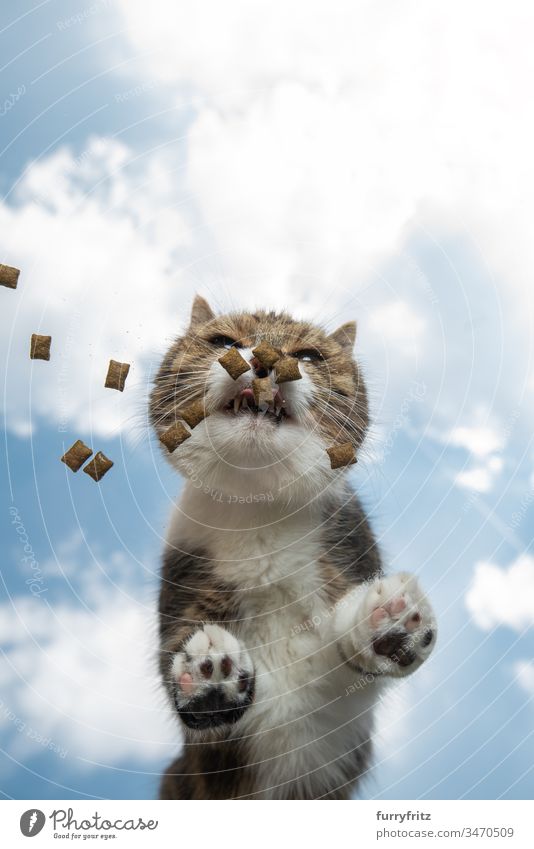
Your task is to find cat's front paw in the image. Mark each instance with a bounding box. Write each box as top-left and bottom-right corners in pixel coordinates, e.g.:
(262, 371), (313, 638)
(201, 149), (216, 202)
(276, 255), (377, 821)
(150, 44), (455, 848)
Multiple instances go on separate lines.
(171, 624), (254, 729)
(339, 573), (436, 678)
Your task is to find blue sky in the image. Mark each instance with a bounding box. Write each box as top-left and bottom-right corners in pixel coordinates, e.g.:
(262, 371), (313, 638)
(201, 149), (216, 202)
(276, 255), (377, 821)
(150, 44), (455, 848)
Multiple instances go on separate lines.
(1, 0), (534, 800)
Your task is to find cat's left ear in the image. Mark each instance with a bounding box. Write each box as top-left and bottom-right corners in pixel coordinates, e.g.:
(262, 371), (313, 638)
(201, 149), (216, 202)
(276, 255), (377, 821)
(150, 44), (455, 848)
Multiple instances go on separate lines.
(329, 321), (357, 351)
(189, 295), (215, 329)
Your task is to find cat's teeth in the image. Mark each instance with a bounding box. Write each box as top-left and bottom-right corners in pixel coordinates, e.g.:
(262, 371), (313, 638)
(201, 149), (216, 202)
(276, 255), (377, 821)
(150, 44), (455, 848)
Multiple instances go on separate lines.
(272, 390), (284, 415)
(233, 394), (242, 414)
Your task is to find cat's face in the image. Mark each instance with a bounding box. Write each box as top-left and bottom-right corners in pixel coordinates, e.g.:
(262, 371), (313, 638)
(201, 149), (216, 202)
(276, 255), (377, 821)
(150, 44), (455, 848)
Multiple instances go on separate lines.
(150, 296), (369, 501)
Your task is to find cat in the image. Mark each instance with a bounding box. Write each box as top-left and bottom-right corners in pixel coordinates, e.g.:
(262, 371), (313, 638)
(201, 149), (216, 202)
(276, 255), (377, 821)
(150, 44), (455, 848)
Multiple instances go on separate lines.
(150, 295), (436, 800)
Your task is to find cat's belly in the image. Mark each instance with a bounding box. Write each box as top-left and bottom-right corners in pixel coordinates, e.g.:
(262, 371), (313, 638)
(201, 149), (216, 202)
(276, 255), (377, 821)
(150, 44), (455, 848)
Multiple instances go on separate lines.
(233, 609), (378, 799)
(172, 503), (380, 797)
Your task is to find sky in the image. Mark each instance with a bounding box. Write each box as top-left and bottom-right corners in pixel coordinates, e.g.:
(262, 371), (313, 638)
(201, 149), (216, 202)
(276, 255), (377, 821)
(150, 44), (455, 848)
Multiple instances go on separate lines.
(1, 0), (533, 800)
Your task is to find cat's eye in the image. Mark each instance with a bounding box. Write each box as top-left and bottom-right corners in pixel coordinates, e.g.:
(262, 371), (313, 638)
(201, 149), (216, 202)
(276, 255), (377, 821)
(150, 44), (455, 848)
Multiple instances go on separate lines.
(292, 349), (324, 363)
(208, 335), (242, 349)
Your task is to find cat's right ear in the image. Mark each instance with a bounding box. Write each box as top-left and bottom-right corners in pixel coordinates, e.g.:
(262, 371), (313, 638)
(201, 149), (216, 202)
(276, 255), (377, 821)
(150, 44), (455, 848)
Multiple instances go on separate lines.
(329, 321), (357, 351)
(189, 295), (215, 329)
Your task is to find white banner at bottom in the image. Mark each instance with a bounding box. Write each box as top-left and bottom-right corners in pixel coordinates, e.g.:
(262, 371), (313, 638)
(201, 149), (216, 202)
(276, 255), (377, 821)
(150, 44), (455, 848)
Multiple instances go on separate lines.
(1, 800), (531, 848)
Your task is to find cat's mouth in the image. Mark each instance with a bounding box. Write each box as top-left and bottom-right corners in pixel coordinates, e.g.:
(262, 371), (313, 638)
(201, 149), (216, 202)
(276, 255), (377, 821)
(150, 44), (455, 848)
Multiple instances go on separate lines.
(222, 387), (289, 424)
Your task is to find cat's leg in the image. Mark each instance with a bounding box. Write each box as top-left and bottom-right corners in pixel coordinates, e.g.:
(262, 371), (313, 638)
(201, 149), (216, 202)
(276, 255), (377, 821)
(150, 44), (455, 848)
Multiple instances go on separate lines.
(171, 624), (255, 729)
(159, 754), (194, 799)
(335, 573), (436, 677)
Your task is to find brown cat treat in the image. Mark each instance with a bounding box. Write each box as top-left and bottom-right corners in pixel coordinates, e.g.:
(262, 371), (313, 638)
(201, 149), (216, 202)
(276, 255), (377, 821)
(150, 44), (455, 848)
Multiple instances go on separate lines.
(252, 340), (280, 369)
(275, 357), (301, 383)
(105, 359), (130, 392)
(61, 439), (93, 472)
(30, 334), (52, 361)
(180, 400), (207, 429)
(218, 346), (250, 379)
(327, 442), (357, 469)
(83, 451), (113, 481)
(252, 377), (273, 406)
(160, 422), (191, 453)
(0, 264), (20, 289)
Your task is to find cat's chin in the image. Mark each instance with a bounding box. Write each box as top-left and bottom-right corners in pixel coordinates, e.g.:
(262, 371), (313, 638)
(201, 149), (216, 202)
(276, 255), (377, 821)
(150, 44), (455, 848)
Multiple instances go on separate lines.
(201, 410), (319, 464)
(209, 408), (291, 438)
(167, 413), (344, 507)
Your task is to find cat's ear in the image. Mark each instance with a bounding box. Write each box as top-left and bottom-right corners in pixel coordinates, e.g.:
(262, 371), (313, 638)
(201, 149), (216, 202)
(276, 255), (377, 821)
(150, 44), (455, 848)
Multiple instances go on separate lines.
(329, 321), (357, 351)
(189, 295), (215, 329)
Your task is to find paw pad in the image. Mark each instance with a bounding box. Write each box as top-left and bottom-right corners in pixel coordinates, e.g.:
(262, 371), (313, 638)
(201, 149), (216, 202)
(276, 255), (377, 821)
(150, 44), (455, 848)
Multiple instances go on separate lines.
(347, 574), (436, 677)
(179, 672), (194, 695)
(199, 659), (214, 678)
(373, 632), (417, 667)
(220, 655), (232, 678)
(171, 625), (255, 730)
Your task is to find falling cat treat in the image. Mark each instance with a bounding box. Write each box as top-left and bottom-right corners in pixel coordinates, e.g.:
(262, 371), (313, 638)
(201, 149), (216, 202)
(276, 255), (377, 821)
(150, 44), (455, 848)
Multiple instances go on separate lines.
(252, 340), (280, 369)
(83, 451), (114, 481)
(252, 377), (273, 406)
(160, 421), (191, 453)
(179, 400), (207, 429)
(105, 359), (130, 392)
(60, 439), (93, 472)
(326, 442), (357, 469)
(275, 357), (302, 383)
(218, 346), (251, 379)
(0, 264), (20, 289)
(30, 334), (52, 361)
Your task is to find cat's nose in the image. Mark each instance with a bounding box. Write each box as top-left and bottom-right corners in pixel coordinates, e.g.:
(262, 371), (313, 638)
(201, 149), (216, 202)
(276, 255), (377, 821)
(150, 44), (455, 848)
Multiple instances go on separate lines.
(250, 356), (271, 379)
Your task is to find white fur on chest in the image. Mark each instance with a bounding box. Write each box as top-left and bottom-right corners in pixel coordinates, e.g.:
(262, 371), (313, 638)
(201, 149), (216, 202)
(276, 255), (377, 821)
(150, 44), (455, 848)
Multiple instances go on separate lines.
(236, 584), (377, 798)
(168, 485), (379, 798)
(168, 484), (327, 586)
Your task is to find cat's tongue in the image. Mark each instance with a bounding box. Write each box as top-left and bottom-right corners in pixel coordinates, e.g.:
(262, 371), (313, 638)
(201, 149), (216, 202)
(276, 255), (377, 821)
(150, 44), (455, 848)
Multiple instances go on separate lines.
(241, 386), (278, 411)
(241, 388), (255, 408)
(234, 385), (284, 413)
(230, 384), (286, 418)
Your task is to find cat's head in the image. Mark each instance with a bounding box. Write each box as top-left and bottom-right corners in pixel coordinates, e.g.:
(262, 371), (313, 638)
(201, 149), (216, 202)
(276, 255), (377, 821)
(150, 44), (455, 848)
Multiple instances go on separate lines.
(150, 296), (369, 503)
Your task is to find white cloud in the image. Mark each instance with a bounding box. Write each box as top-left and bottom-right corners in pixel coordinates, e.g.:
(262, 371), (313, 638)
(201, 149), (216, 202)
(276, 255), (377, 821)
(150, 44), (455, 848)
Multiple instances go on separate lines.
(514, 661), (534, 696)
(374, 680), (412, 760)
(0, 554), (179, 765)
(449, 426), (504, 459)
(4, 0), (534, 448)
(427, 416), (506, 493)
(108, 0), (534, 448)
(115, 0), (534, 321)
(367, 301), (426, 356)
(455, 456), (504, 494)
(455, 466), (494, 494)
(465, 556), (534, 631)
(0, 137), (194, 439)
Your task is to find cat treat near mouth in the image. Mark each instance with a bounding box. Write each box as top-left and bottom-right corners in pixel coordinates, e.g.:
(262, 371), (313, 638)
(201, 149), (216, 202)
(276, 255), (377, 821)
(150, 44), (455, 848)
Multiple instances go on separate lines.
(274, 356), (302, 383)
(252, 340), (280, 369)
(179, 399), (208, 428)
(218, 346), (251, 379)
(326, 442), (357, 469)
(251, 376), (274, 406)
(159, 421), (191, 453)
(225, 385), (287, 422)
